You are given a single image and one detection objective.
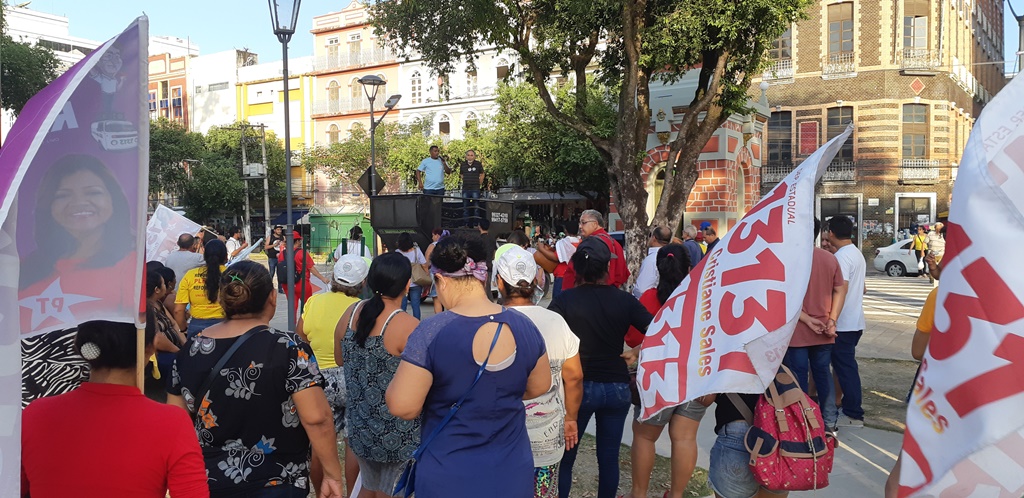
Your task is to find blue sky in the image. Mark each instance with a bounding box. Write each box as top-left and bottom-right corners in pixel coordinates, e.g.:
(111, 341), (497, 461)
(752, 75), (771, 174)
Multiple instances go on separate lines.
(30, 0), (1024, 73)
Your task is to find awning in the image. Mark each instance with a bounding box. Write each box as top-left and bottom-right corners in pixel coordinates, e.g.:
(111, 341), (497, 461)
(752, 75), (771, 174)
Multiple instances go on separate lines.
(271, 209), (310, 225)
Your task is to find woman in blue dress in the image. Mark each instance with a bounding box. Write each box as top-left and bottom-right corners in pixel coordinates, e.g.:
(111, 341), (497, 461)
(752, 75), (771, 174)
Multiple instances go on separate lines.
(387, 233), (551, 498)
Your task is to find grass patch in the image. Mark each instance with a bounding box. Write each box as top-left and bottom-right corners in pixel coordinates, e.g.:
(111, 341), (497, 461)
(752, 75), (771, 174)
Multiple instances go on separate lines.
(568, 434), (711, 498)
(858, 357), (919, 432)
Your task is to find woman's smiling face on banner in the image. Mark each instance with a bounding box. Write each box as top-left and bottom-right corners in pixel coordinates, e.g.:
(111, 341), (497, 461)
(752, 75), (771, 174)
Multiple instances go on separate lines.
(51, 169), (113, 236)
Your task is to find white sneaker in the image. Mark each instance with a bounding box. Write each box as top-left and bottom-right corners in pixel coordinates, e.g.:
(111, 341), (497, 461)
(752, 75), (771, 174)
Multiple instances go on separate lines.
(836, 413), (864, 428)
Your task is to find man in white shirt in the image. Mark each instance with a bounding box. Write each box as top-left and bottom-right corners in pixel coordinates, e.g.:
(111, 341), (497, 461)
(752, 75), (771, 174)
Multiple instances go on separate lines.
(824, 215), (866, 430)
(632, 226), (672, 298)
(163, 233), (204, 292)
(225, 226), (248, 260)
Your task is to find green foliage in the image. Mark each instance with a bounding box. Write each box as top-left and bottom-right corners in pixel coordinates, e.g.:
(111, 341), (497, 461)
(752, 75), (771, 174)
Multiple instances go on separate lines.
(181, 165), (245, 221)
(0, 4), (61, 115)
(489, 81), (610, 198)
(149, 118), (205, 198)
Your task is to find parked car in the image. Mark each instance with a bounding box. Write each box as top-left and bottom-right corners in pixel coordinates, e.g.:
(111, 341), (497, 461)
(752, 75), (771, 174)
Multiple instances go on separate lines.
(873, 239), (922, 277)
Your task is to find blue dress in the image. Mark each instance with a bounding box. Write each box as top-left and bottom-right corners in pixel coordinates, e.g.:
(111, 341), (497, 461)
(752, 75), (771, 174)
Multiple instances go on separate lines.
(401, 308), (547, 498)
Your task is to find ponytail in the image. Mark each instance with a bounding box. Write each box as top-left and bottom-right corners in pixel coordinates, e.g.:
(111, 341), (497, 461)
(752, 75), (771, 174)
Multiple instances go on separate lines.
(202, 240), (229, 303)
(354, 252), (412, 347)
(655, 244), (689, 305)
(355, 294), (384, 347)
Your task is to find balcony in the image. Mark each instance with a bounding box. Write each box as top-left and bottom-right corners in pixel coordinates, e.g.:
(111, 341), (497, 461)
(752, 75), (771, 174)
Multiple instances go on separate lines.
(821, 161), (856, 182)
(312, 47), (397, 73)
(760, 163), (795, 185)
(899, 159), (940, 184)
(821, 53), (856, 79)
(311, 96), (372, 117)
(899, 48), (940, 74)
(762, 59), (794, 83)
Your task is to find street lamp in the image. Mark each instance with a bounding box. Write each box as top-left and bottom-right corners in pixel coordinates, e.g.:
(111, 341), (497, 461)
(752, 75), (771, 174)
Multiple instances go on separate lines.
(358, 74), (400, 255)
(268, 0), (301, 330)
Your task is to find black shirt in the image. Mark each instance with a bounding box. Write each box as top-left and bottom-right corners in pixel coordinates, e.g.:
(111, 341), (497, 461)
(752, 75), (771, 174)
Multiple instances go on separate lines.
(460, 160), (483, 191)
(548, 285), (653, 383)
(266, 233), (284, 258)
(714, 393), (759, 434)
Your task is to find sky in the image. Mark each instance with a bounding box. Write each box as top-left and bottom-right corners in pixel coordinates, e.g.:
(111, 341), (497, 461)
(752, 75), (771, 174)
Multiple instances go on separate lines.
(25, 0), (1024, 74)
(31, 0), (353, 62)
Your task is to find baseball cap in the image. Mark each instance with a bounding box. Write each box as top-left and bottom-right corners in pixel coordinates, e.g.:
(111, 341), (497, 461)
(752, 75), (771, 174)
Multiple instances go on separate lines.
(495, 246), (537, 286)
(333, 254), (369, 285)
(576, 237), (611, 264)
(292, 230), (302, 240)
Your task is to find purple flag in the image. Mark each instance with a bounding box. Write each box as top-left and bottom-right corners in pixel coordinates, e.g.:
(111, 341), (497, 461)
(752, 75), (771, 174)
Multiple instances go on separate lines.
(0, 17), (149, 337)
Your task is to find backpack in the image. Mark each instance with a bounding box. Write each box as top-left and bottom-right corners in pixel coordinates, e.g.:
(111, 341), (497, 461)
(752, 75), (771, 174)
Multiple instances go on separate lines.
(727, 365), (837, 491)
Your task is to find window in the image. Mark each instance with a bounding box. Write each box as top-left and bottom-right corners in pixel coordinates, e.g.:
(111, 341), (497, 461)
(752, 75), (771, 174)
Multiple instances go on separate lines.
(827, 3), (854, 55)
(467, 70), (478, 96)
(349, 39), (362, 65)
(827, 106), (854, 161)
(464, 111), (478, 132)
(148, 91), (157, 110)
(376, 74), (387, 103)
(350, 78), (361, 100)
(327, 80), (339, 101)
(410, 71), (422, 104)
(496, 58), (510, 80)
(438, 74), (450, 102)
(439, 115), (451, 136)
(328, 124), (340, 144)
(904, 15), (928, 49)
(902, 103), (928, 158)
(160, 81), (170, 99)
(769, 28), (792, 60)
(767, 111), (792, 164)
(208, 82), (229, 91)
(326, 37), (339, 61)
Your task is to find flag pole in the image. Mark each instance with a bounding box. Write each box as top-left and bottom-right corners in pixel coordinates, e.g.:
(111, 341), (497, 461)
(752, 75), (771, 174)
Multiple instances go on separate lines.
(136, 327), (145, 390)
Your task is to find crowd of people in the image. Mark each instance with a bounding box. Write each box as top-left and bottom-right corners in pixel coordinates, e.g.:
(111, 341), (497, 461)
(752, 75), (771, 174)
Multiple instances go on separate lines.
(23, 200), (944, 498)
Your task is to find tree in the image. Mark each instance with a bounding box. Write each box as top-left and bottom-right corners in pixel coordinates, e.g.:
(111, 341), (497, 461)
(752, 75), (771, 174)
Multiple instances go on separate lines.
(204, 122), (289, 208)
(181, 165), (245, 221)
(372, 0), (810, 275)
(0, 4), (61, 115)
(149, 118), (205, 198)
(490, 81), (611, 200)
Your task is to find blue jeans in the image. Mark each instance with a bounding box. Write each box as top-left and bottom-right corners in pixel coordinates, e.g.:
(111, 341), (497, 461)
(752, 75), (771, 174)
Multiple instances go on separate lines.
(423, 188), (445, 197)
(267, 256), (278, 285)
(558, 381), (631, 498)
(710, 421), (785, 498)
(401, 286), (423, 320)
(462, 189), (481, 225)
(187, 318), (222, 340)
(826, 330), (864, 422)
(783, 344), (835, 427)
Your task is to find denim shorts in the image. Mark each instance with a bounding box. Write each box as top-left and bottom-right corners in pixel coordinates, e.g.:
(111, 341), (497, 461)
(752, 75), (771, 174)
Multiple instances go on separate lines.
(633, 400), (707, 425)
(709, 421), (785, 498)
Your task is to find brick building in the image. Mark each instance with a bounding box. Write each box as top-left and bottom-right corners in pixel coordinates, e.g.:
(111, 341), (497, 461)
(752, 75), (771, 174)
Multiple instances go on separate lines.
(757, 0), (1004, 250)
(148, 53), (191, 127)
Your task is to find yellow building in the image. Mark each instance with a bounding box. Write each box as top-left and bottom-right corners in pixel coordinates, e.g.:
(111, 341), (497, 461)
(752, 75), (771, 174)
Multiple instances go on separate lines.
(310, 0), (402, 144)
(236, 57), (317, 207)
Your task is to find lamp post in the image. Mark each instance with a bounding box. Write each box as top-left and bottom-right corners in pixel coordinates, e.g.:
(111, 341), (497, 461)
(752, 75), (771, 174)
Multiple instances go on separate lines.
(357, 74), (400, 256)
(268, 0), (301, 330)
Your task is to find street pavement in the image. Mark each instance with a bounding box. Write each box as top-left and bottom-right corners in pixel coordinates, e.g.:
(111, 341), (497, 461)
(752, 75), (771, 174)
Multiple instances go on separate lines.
(266, 261), (926, 497)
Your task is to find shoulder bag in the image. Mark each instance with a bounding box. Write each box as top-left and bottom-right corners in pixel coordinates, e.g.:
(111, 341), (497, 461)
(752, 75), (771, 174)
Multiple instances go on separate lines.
(392, 322), (504, 497)
(188, 326), (263, 419)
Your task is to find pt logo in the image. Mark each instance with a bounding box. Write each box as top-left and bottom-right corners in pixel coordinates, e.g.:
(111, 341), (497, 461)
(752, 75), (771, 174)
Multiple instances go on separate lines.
(19, 278), (100, 330)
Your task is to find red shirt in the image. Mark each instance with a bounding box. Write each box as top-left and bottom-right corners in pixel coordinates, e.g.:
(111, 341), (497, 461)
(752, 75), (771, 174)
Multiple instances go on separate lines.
(626, 288), (661, 347)
(561, 229), (630, 290)
(22, 382), (208, 498)
(790, 248), (844, 347)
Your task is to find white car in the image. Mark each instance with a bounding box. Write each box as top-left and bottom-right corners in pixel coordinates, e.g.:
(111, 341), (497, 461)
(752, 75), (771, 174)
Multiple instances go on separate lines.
(91, 120), (138, 151)
(873, 239), (922, 277)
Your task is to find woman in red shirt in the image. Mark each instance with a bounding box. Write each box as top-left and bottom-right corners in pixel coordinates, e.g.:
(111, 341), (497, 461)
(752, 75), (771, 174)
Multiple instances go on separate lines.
(627, 244), (708, 498)
(22, 314), (208, 498)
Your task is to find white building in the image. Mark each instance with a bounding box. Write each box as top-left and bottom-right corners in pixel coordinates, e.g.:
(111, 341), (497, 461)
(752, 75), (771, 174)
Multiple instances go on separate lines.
(189, 49), (258, 133)
(398, 48), (517, 140)
(150, 35), (199, 58)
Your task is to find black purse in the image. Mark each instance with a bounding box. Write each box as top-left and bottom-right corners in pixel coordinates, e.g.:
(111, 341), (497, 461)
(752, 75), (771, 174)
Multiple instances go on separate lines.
(188, 326), (262, 419)
(392, 323), (504, 497)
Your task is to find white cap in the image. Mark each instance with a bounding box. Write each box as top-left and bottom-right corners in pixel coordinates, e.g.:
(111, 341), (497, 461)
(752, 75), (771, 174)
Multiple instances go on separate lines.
(495, 246), (537, 287)
(333, 254), (369, 286)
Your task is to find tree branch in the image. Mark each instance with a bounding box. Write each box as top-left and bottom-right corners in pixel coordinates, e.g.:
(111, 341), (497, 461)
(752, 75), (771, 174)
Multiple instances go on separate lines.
(571, 31), (600, 120)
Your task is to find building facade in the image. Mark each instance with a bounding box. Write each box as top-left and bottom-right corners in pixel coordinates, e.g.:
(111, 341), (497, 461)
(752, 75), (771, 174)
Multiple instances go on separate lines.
(309, 1), (401, 146)
(236, 57), (317, 207)
(148, 53), (192, 127)
(757, 0), (1004, 250)
(189, 49), (258, 134)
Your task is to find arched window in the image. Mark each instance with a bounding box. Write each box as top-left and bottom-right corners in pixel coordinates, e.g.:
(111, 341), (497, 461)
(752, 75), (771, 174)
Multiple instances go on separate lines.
(328, 124), (340, 144)
(327, 80), (339, 102)
(439, 114), (451, 136)
(496, 58), (510, 80)
(464, 111), (478, 132)
(410, 71), (422, 104)
(350, 77), (362, 100)
(376, 73), (387, 103)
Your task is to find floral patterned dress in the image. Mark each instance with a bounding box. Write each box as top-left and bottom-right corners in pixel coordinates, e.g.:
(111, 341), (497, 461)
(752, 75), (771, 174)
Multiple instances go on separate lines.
(169, 326), (324, 496)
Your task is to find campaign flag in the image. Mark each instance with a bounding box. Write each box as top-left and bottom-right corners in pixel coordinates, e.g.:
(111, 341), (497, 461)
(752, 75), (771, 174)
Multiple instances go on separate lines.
(635, 125), (852, 420)
(229, 238), (264, 266)
(0, 16), (149, 496)
(897, 75), (1024, 497)
(146, 204), (202, 264)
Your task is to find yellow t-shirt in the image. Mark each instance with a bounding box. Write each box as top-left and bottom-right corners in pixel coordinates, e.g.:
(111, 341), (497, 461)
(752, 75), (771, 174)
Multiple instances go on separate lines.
(175, 266), (227, 319)
(300, 292), (360, 367)
(916, 288), (939, 333)
(913, 234), (927, 251)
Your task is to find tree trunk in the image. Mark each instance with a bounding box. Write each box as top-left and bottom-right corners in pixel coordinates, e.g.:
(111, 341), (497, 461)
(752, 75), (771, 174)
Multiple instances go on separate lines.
(607, 148), (650, 286)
